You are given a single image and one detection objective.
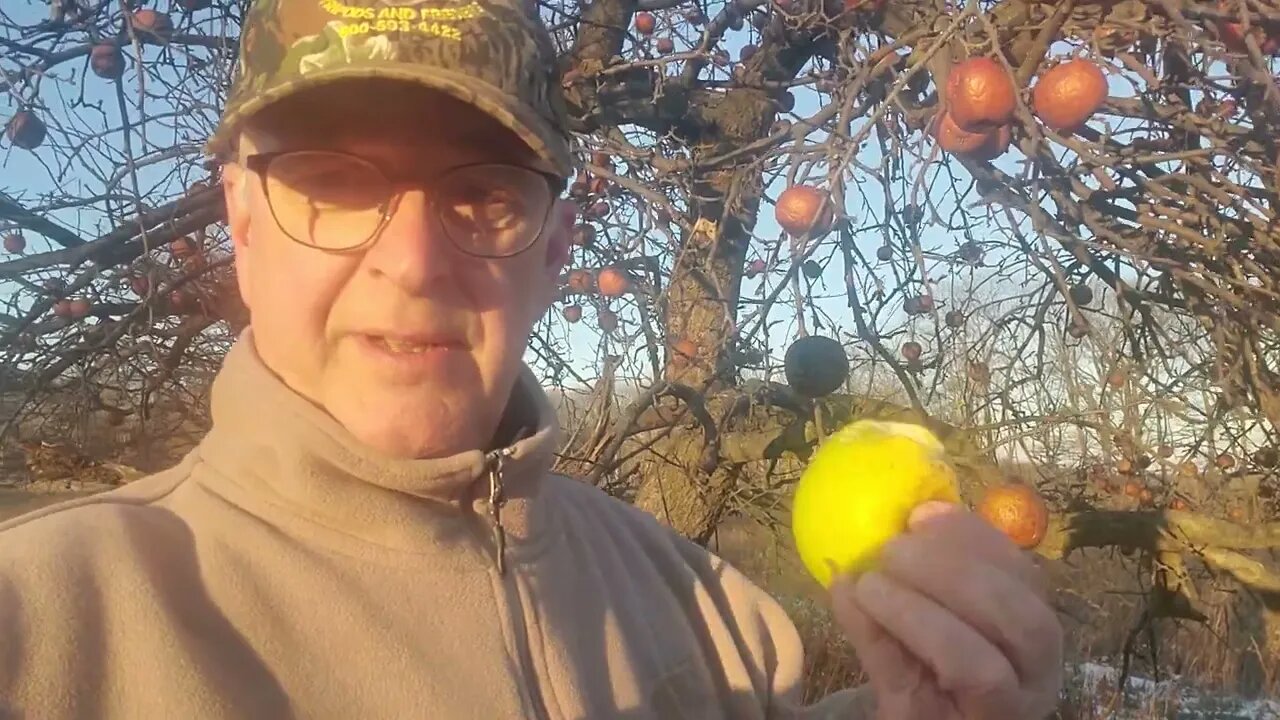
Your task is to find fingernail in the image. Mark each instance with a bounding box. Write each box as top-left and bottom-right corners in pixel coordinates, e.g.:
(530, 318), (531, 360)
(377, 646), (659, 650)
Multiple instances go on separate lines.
(853, 570), (890, 604)
(908, 500), (957, 528)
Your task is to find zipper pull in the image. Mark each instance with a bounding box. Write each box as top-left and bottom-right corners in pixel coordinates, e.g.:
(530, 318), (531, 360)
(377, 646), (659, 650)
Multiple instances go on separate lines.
(487, 450), (509, 575)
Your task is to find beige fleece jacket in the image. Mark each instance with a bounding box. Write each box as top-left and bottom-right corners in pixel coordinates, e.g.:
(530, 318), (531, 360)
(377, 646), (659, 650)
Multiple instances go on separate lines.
(0, 330), (874, 720)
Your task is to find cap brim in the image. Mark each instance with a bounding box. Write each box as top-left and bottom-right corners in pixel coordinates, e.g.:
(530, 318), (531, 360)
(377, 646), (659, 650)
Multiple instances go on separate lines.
(206, 63), (572, 178)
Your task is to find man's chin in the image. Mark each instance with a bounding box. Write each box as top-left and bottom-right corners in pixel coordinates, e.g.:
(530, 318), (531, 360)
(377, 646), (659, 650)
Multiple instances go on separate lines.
(352, 431), (468, 460)
(324, 386), (485, 458)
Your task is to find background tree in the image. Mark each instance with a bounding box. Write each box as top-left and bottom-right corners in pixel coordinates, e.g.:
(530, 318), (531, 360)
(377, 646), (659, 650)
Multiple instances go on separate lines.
(3, 0), (1280, 700)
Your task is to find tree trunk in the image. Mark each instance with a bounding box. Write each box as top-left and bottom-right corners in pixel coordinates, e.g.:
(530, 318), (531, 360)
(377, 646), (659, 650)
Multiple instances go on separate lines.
(628, 88), (774, 541)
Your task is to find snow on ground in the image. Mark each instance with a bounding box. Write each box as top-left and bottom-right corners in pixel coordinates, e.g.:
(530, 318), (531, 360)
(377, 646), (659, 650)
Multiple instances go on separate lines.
(1066, 661), (1280, 719)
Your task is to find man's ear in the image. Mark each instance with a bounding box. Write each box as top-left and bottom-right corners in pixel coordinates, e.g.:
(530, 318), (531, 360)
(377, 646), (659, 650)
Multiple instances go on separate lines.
(223, 164), (251, 244)
(544, 198), (575, 274)
(221, 162), (253, 311)
(531, 199), (574, 317)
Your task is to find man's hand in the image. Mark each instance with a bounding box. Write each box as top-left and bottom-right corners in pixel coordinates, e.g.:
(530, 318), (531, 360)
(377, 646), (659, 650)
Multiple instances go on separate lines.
(830, 501), (1063, 719)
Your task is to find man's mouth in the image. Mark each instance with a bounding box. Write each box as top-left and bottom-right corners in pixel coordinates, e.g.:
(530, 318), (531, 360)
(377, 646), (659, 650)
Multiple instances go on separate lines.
(362, 333), (467, 354)
(376, 337), (439, 354)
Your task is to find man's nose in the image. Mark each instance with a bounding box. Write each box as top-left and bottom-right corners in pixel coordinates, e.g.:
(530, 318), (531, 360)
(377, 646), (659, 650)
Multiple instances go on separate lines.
(361, 189), (458, 293)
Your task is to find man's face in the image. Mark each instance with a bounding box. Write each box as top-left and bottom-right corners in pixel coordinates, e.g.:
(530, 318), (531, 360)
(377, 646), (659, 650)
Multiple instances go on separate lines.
(222, 81), (573, 459)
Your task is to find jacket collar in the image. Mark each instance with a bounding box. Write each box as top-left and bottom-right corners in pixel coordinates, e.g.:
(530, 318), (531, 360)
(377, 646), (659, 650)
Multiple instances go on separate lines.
(196, 328), (561, 559)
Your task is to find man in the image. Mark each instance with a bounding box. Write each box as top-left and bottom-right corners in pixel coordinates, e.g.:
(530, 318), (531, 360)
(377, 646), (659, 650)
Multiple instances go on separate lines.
(0, 0), (1063, 717)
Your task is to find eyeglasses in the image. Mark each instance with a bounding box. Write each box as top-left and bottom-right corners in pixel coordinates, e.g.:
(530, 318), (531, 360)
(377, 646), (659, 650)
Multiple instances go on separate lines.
(244, 151), (561, 258)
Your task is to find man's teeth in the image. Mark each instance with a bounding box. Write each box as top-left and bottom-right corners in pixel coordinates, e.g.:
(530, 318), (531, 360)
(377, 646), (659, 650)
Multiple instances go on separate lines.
(377, 337), (438, 353)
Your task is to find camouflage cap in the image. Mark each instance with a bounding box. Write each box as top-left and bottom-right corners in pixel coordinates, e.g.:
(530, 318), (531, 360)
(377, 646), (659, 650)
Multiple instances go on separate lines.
(206, 0), (574, 178)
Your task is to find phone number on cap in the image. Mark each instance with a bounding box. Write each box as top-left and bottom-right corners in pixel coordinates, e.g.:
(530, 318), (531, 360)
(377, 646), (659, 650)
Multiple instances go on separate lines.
(335, 20), (463, 40)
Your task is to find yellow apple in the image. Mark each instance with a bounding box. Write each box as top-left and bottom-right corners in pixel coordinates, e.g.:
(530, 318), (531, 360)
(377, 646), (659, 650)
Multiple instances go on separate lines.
(791, 420), (960, 588)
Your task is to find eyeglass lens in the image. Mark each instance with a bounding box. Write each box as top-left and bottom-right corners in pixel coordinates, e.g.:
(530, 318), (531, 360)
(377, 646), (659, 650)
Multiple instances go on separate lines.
(261, 151), (551, 256)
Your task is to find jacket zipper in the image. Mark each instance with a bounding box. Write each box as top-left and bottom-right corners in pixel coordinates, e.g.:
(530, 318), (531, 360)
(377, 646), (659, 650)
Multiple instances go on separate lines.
(478, 448), (552, 720)
(484, 448), (511, 575)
